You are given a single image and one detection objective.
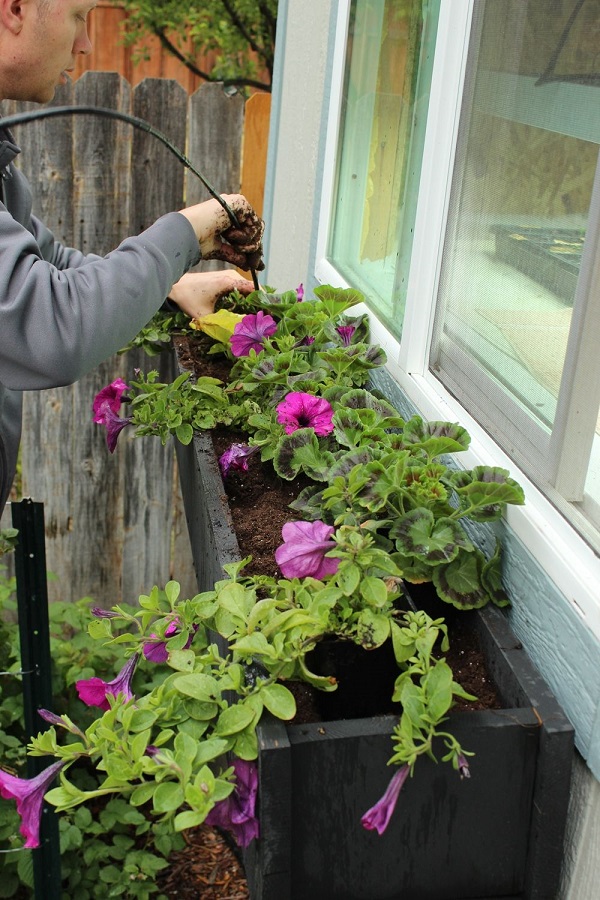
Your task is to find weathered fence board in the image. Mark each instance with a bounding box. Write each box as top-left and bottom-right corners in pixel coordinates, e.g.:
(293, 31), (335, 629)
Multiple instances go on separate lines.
(2, 74), (267, 606)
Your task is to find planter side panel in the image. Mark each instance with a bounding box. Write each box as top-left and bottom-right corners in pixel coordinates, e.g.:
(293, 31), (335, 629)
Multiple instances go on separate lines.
(175, 433), (241, 591)
(245, 714), (537, 900)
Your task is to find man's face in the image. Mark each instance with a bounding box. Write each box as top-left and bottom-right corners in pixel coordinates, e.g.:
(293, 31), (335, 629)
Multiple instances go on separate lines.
(8, 0), (95, 103)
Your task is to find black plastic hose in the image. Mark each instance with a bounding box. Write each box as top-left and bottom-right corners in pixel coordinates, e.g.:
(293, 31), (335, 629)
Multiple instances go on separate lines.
(0, 105), (260, 289)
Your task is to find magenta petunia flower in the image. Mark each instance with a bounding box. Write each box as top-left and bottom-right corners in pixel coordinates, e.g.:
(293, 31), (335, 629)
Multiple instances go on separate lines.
(94, 401), (133, 453)
(336, 325), (356, 346)
(274, 520), (340, 580)
(230, 310), (277, 357)
(76, 653), (139, 711)
(205, 758), (259, 848)
(219, 443), (259, 479)
(275, 392), (334, 436)
(296, 283), (304, 301)
(361, 765), (410, 835)
(92, 378), (130, 423)
(143, 620), (197, 664)
(0, 760), (65, 848)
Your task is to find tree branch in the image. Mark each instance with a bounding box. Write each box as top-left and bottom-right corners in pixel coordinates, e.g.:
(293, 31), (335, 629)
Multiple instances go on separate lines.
(153, 27), (271, 92)
(220, 0), (272, 70)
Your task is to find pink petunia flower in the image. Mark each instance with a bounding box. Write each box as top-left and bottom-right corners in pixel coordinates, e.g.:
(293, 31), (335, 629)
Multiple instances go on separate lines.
(92, 379), (130, 423)
(94, 401), (133, 453)
(274, 520), (340, 580)
(143, 620), (198, 664)
(205, 758), (259, 848)
(230, 310), (277, 357)
(76, 653), (139, 711)
(275, 392), (334, 436)
(0, 760), (65, 848)
(361, 765), (410, 835)
(219, 443), (259, 479)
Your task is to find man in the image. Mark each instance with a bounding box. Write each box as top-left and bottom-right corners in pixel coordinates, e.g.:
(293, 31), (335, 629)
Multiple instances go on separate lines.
(0, 0), (264, 507)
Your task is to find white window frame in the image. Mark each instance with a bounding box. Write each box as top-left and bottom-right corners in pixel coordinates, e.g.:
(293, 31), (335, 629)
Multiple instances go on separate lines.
(314, 0), (600, 642)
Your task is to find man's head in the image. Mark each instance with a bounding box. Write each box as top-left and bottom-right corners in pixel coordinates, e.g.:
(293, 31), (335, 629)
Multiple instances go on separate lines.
(0, 0), (95, 103)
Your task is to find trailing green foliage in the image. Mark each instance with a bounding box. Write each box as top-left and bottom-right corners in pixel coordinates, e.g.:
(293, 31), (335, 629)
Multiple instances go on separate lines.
(0, 569), (181, 898)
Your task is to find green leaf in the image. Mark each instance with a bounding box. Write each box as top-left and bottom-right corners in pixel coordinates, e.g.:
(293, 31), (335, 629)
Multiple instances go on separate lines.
(130, 783), (156, 807)
(174, 810), (205, 832)
(337, 562), (361, 596)
(360, 575), (389, 608)
(215, 702), (255, 736)
(355, 609), (391, 648)
(153, 782), (185, 814)
(129, 709), (158, 732)
(174, 673), (221, 702)
(424, 660), (454, 722)
(175, 422), (193, 445)
(392, 510), (473, 564)
(433, 549), (490, 609)
(168, 649), (196, 671)
(194, 737), (231, 765)
(259, 682), (296, 720)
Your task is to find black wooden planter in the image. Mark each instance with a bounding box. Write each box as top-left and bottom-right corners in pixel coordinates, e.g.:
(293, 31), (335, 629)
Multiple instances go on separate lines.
(175, 428), (574, 900)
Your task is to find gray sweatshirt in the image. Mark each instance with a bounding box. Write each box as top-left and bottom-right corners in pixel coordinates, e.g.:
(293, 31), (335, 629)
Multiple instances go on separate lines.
(0, 131), (200, 509)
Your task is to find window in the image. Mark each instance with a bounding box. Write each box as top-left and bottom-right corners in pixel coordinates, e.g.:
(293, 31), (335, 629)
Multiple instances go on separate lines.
(315, 0), (600, 637)
(430, 0), (600, 551)
(324, 0), (439, 336)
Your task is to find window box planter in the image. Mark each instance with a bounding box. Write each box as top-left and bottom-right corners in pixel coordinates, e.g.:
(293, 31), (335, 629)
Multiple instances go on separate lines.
(175, 416), (574, 900)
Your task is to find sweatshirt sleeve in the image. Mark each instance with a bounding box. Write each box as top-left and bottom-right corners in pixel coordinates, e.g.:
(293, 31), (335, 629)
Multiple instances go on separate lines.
(0, 208), (200, 390)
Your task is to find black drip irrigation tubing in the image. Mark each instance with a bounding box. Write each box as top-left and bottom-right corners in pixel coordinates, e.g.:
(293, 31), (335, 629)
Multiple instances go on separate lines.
(1, 105), (260, 289)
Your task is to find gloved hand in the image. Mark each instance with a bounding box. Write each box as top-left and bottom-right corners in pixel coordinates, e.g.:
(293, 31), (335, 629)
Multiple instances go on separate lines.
(179, 194), (265, 272)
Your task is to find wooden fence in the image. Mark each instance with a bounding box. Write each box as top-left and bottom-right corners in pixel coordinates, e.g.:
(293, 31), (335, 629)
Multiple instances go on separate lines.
(0, 72), (270, 606)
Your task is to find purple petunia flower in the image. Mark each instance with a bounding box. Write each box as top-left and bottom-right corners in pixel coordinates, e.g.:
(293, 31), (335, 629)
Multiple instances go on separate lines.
(91, 606), (120, 619)
(0, 760), (65, 848)
(274, 520), (340, 580)
(336, 325), (356, 346)
(205, 758), (259, 848)
(143, 620), (198, 664)
(94, 401), (133, 453)
(361, 764), (410, 835)
(76, 653), (139, 711)
(275, 392), (334, 436)
(457, 753), (471, 779)
(219, 443), (259, 479)
(230, 310), (277, 357)
(296, 283), (304, 302)
(92, 378), (130, 423)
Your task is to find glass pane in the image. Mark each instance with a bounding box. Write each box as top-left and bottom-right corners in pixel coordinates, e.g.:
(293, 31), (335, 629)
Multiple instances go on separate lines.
(328, 0), (439, 336)
(432, 0), (600, 436)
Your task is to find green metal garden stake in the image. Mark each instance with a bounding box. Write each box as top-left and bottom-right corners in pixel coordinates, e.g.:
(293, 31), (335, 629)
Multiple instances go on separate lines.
(11, 499), (62, 899)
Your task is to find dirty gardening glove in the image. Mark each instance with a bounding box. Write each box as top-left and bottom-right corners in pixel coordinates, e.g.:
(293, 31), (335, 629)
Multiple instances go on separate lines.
(200, 194), (265, 271)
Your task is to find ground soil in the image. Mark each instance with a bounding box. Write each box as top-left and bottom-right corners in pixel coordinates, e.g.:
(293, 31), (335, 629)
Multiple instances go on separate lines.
(158, 335), (504, 898)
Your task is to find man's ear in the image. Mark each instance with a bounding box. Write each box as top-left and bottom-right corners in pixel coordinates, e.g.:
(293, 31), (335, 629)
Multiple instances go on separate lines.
(0, 0), (29, 34)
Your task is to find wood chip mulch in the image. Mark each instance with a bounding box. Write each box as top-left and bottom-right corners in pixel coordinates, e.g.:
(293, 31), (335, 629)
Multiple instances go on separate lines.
(158, 825), (249, 899)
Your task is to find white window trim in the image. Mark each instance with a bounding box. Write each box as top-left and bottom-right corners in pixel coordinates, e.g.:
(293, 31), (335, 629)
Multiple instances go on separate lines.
(314, 0), (600, 642)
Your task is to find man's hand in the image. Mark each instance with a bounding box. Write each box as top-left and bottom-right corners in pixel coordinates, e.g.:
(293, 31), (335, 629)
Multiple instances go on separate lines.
(168, 270), (256, 320)
(179, 194), (264, 272)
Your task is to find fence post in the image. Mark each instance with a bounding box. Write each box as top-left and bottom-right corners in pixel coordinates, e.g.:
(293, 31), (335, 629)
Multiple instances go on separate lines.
(11, 499), (61, 899)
